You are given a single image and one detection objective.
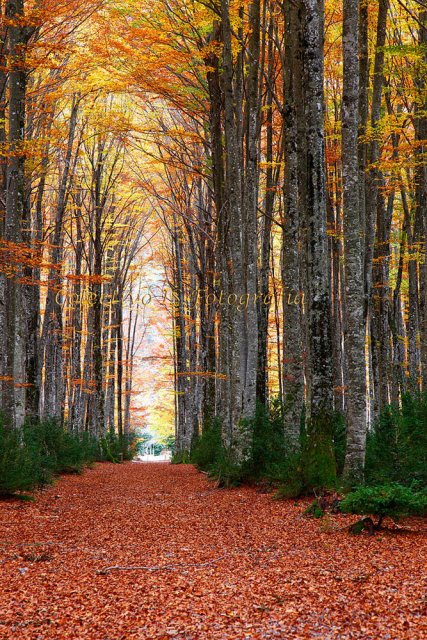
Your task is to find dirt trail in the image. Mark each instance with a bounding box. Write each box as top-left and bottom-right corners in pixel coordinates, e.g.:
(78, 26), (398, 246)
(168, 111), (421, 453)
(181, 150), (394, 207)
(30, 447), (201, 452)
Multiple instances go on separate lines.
(0, 462), (426, 639)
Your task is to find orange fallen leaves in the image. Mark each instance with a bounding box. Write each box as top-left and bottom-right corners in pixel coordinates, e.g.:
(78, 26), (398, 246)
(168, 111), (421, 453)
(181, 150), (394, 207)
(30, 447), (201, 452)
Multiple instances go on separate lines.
(0, 463), (426, 639)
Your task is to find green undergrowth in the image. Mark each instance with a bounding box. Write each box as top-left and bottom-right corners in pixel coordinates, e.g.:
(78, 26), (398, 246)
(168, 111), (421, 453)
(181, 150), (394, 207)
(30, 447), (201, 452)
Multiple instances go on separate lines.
(365, 392), (427, 488)
(178, 392), (427, 523)
(184, 401), (345, 493)
(0, 416), (137, 498)
(340, 483), (427, 534)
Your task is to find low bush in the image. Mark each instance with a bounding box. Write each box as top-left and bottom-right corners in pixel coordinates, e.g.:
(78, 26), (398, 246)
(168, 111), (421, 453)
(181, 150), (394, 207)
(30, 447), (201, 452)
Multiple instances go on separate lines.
(99, 430), (137, 463)
(366, 392), (427, 488)
(189, 417), (241, 486)
(340, 483), (427, 533)
(303, 499), (325, 519)
(210, 447), (242, 488)
(171, 450), (191, 464)
(270, 453), (305, 499)
(0, 415), (137, 497)
(0, 424), (37, 495)
(184, 392), (427, 502)
(190, 400), (345, 494)
(23, 419), (91, 479)
(243, 401), (288, 481)
(190, 417), (222, 472)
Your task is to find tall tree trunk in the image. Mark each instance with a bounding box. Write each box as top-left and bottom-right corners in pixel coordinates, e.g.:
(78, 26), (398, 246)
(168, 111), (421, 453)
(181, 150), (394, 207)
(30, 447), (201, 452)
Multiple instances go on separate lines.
(220, 0), (244, 451)
(68, 196), (84, 431)
(301, 0), (335, 483)
(3, 0), (27, 428)
(364, 0), (389, 416)
(358, 0), (369, 261)
(282, 0), (304, 448)
(42, 98), (78, 421)
(173, 225), (191, 453)
(342, 0), (367, 479)
(415, 10), (427, 390)
(0, 0), (7, 408)
(91, 141), (106, 437)
(242, 0), (260, 420)
(23, 83), (41, 419)
(115, 288), (123, 438)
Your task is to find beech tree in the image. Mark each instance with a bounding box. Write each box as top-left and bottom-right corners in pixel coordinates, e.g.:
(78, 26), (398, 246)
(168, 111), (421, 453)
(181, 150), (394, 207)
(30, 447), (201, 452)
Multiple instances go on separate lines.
(342, 0), (367, 478)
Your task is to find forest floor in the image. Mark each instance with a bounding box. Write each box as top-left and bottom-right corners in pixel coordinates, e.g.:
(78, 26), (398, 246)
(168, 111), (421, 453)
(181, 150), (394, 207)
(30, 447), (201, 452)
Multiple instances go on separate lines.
(0, 463), (426, 640)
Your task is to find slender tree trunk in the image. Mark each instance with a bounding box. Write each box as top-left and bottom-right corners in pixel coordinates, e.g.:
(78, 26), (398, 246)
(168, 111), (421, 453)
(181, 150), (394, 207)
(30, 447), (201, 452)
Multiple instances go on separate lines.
(42, 98), (78, 420)
(115, 288), (123, 438)
(68, 197), (84, 431)
(415, 11), (427, 390)
(91, 147), (105, 437)
(173, 226), (192, 453)
(0, 1), (7, 408)
(242, 0), (260, 420)
(282, 0), (304, 448)
(3, 0), (27, 428)
(220, 0), (244, 450)
(342, 0), (367, 479)
(391, 227), (407, 402)
(358, 0), (369, 260)
(365, 0), (389, 417)
(300, 0), (335, 484)
(402, 187), (421, 391)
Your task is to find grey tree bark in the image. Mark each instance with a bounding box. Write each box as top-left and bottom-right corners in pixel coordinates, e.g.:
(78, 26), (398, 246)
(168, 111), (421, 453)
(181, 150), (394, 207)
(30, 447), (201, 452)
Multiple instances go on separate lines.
(0, 1), (7, 409)
(342, 0), (367, 479)
(294, 0), (336, 488)
(219, 0), (245, 453)
(68, 193), (84, 432)
(301, 0), (334, 420)
(241, 0), (261, 421)
(415, 11), (427, 390)
(3, 0), (27, 428)
(41, 98), (79, 421)
(282, 0), (304, 449)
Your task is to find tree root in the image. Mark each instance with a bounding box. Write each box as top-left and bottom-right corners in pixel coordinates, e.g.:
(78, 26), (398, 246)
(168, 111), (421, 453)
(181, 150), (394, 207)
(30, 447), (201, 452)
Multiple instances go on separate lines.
(349, 516), (384, 535)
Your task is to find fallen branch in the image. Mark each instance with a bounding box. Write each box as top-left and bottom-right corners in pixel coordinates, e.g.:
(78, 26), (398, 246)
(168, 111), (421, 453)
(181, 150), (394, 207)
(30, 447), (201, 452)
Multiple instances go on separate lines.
(97, 554), (228, 575)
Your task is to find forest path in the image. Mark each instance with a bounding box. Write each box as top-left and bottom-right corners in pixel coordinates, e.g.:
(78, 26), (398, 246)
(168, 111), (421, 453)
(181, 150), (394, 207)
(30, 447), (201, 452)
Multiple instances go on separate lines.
(0, 462), (426, 639)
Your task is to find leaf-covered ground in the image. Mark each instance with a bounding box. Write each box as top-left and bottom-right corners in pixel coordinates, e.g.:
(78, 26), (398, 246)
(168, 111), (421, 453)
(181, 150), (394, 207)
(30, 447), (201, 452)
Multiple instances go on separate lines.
(0, 463), (426, 639)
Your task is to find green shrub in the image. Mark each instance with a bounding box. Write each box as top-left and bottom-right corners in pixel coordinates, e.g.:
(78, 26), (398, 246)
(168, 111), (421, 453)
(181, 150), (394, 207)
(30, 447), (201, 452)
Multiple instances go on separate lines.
(366, 392), (427, 488)
(189, 400), (344, 495)
(191, 417), (222, 471)
(269, 453), (305, 499)
(162, 434), (176, 455)
(303, 499), (325, 518)
(23, 419), (90, 477)
(301, 410), (337, 491)
(171, 449), (191, 464)
(242, 401), (287, 481)
(209, 447), (242, 488)
(0, 414), (136, 497)
(99, 430), (137, 463)
(270, 409), (344, 498)
(340, 483), (427, 531)
(190, 417), (242, 486)
(0, 423), (37, 495)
